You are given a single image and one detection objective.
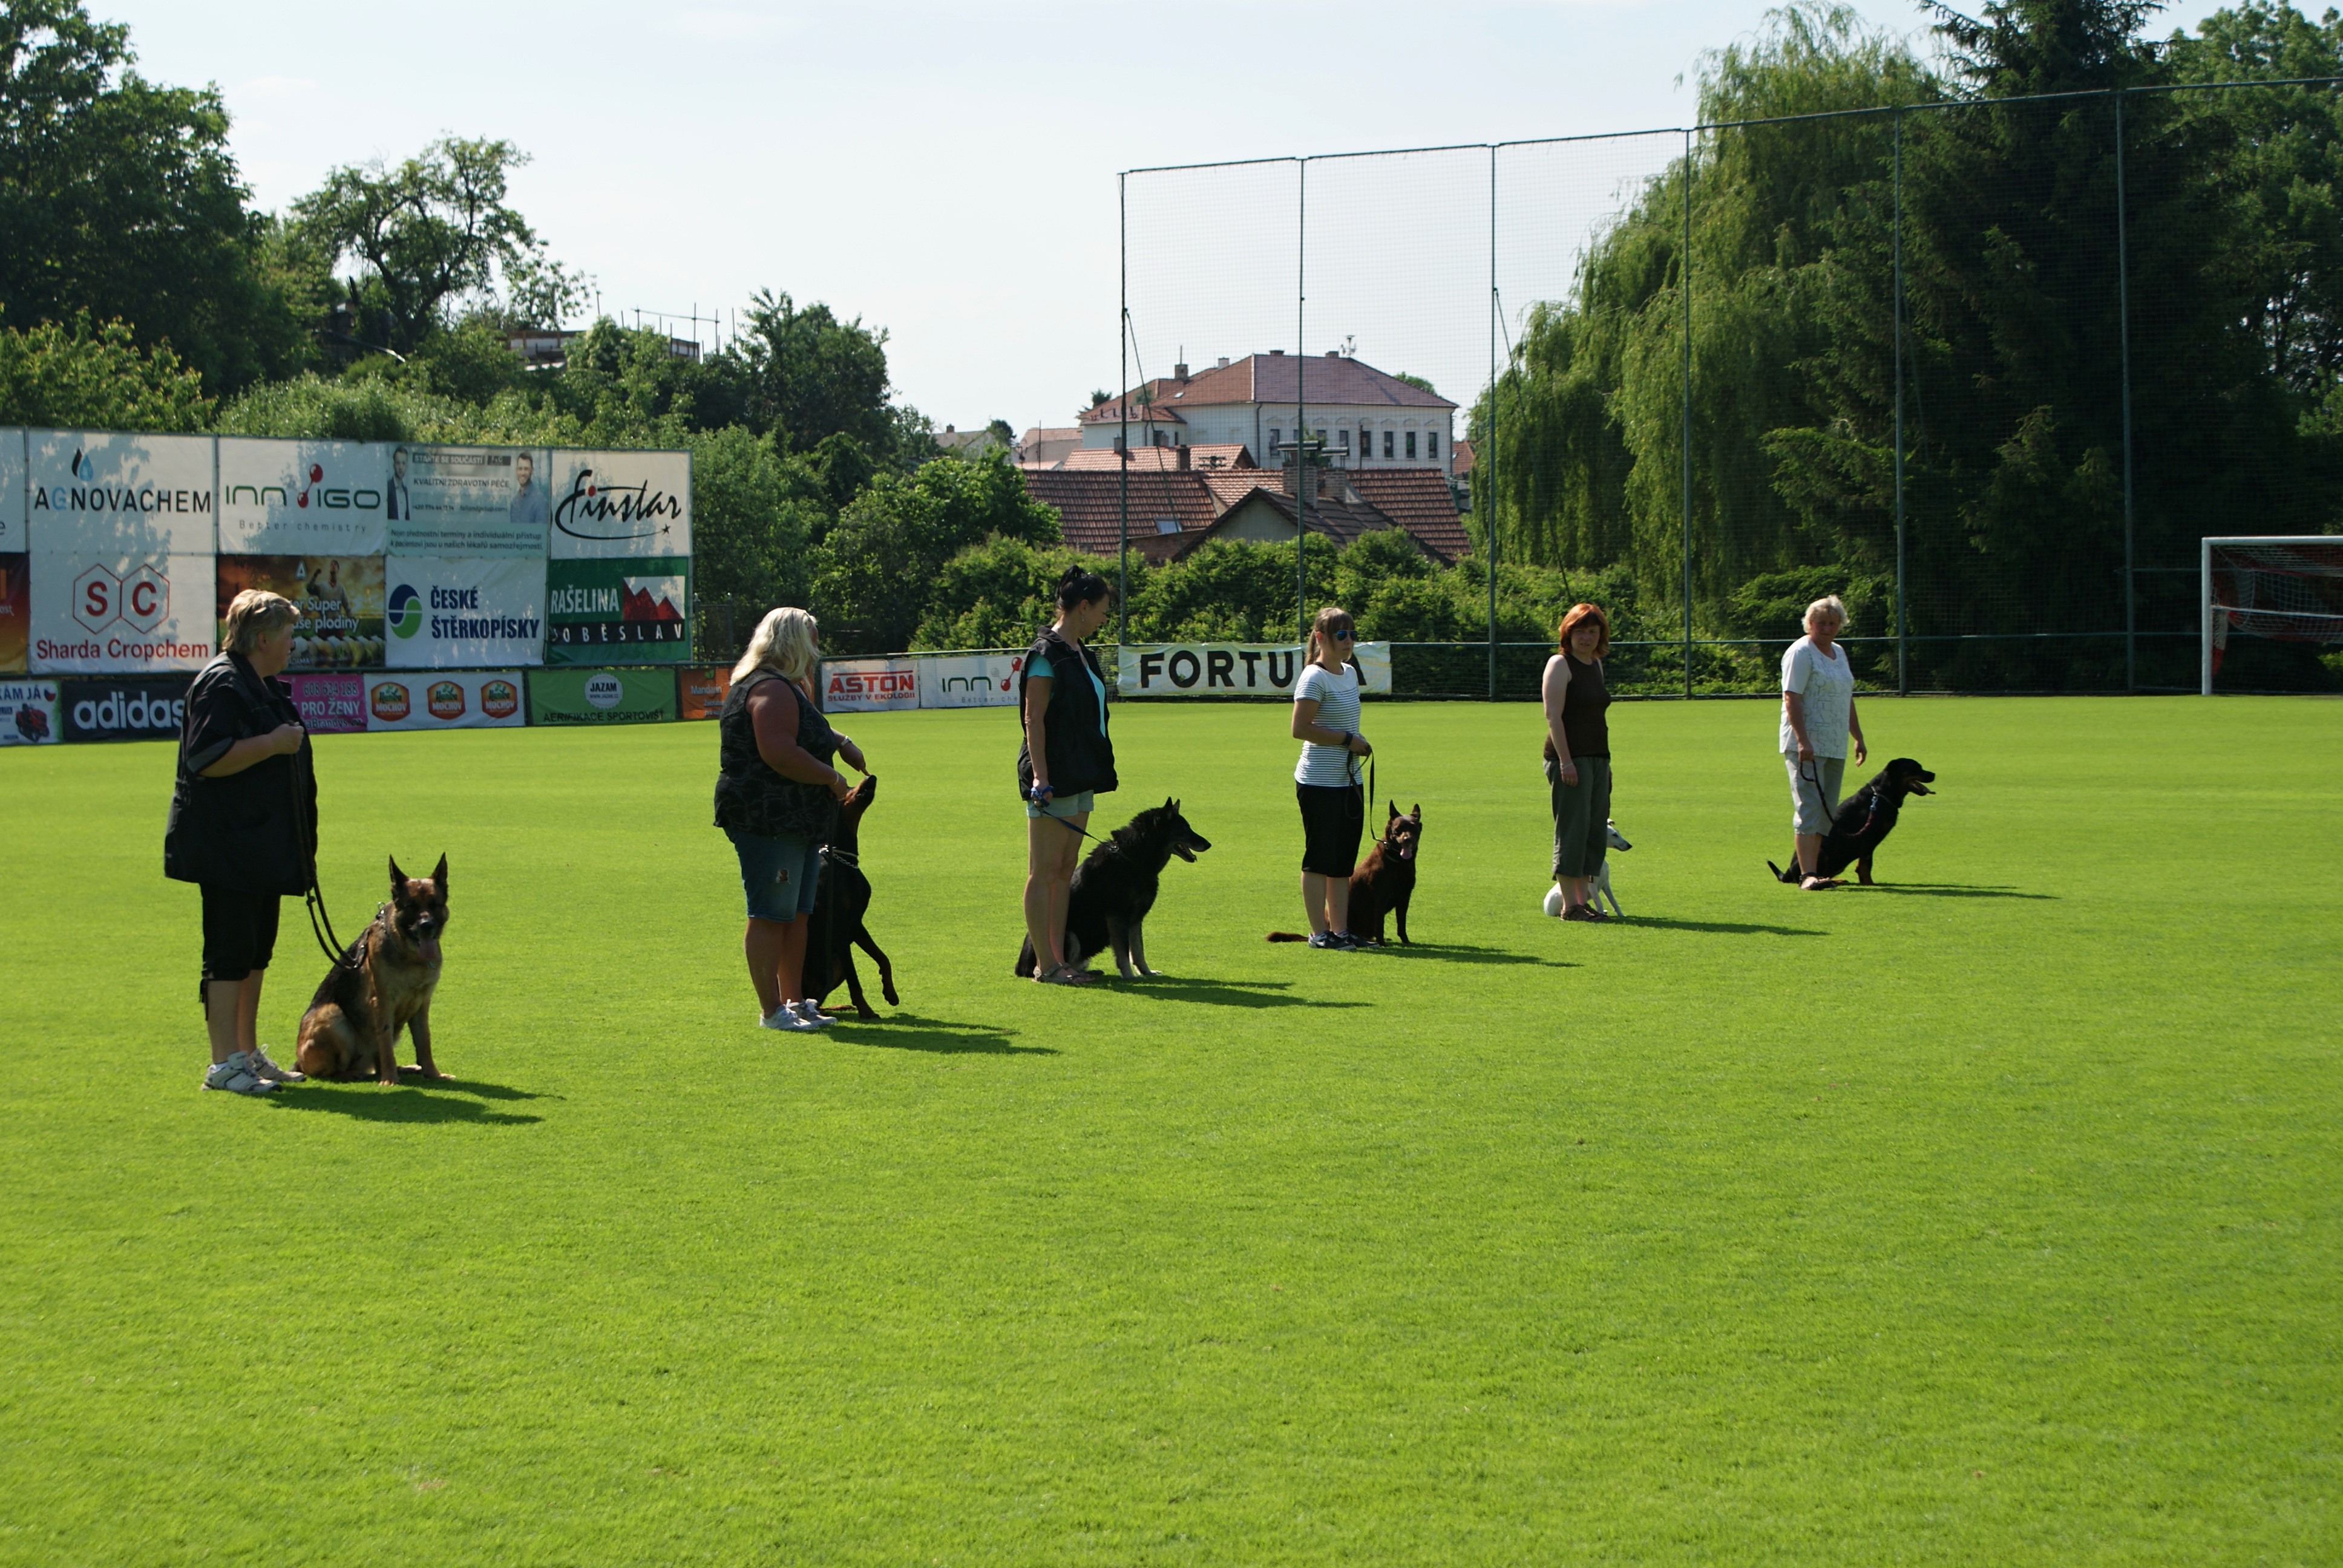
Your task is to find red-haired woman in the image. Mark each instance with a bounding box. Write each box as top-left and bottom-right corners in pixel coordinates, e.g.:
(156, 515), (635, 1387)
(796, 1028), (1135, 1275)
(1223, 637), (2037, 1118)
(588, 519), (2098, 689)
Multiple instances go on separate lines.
(1541, 603), (1614, 921)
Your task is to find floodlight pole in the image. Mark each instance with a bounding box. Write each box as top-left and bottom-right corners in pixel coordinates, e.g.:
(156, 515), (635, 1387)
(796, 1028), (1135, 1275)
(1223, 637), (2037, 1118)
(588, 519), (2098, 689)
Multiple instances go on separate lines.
(1489, 143), (1499, 703)
(2114, 87), (2137, 694)
(1118, 174), (1129, 648)
(1893, 108), (1908, 697)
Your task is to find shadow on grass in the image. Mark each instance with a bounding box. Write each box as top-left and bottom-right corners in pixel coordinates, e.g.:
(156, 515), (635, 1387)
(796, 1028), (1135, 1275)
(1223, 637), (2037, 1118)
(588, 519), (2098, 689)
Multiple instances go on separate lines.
(1850, 883), (2059, 900)
(1110, 976), (1371, 1010)
(1616, 915), (1825, 937)
(830, 1013), (1057, 1056)
(266, 1076), (548, 1126)
(1359, 941), (1566, 967)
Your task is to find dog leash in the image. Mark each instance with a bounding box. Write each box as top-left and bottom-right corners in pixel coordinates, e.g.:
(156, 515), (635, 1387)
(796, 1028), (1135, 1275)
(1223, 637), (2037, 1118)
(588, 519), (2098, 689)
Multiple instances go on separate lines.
(289, 733), (358, 970)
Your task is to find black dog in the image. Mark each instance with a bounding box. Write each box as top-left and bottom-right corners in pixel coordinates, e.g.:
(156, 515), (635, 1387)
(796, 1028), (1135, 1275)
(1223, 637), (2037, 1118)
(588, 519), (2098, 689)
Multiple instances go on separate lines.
(1271, 801), (1422, 946)
(1015, 799), (1213, 980)
(803, 776), (900, 1017)
(1770, 757), (1935, 886)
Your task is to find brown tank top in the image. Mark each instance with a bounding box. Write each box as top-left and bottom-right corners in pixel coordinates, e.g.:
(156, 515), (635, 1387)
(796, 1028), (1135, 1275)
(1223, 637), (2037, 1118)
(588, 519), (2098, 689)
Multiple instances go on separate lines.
(1544, 652), (1610, 760)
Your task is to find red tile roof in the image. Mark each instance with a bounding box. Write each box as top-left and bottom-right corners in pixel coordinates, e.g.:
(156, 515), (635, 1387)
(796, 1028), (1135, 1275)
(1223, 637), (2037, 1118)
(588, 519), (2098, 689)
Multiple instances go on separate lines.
(1022, 469), (1224, 563)
(1080, 353), (1456, 421)
(1345, 469), (1471, 563)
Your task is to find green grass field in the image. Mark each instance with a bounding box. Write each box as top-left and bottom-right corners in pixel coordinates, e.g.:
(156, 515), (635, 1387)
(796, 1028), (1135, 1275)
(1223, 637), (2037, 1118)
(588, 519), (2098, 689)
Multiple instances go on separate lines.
(2, 696), (2338, 1565)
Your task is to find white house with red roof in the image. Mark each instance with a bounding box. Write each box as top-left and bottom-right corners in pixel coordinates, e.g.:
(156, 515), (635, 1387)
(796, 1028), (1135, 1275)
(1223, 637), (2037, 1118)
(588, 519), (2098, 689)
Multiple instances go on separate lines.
(1078, 351), (1459, 474)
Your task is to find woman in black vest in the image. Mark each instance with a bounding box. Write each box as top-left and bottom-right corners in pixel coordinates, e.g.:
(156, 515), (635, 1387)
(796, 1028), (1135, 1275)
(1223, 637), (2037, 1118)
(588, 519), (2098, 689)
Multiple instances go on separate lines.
(1541, 602), (1614, 922)
(165, 590), (316, 1094)
(714, 607), (869, 1032)
(1018, 566), (1116, 984)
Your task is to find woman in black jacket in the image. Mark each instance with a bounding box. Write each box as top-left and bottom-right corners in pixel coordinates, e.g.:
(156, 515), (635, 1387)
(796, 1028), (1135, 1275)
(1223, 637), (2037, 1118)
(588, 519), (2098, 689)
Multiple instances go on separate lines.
(165, 590), (315, 1095)
(1018, 567), (1116, 984)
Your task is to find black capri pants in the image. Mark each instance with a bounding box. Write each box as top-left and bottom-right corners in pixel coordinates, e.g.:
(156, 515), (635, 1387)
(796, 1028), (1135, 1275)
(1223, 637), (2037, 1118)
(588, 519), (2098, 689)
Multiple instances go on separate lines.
(200, 884), (282, 986)
(1297, 783), (1365, 878)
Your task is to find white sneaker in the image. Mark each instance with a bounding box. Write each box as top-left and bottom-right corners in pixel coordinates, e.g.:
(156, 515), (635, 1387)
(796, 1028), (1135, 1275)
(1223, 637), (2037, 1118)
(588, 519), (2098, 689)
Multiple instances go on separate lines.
(761, 1006), (818, 1033)
(247, 1045), (306, 1084)
(202, 1051), (276, 1095)
(791, 1000), (836, 1027)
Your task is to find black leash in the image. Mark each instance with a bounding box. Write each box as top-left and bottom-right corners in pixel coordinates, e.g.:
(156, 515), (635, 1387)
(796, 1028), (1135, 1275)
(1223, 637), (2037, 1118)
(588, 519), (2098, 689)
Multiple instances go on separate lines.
(290, 736), (359, 969)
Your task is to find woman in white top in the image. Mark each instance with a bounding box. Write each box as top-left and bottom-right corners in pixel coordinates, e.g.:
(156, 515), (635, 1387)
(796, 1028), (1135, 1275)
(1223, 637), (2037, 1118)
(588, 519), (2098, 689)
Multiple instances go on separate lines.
(1780, 594), (1868, 890)
(1288, 606), (1372, 949)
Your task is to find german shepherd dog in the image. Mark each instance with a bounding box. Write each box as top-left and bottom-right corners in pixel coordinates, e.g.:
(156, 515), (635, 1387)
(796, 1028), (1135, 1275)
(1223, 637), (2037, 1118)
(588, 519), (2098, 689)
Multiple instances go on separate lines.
(803, 776), (899, 1018)
(1770, 757), (1936, 886)
(295, 855), (449, 1084)
(1015, 799), (1213, 980)
(1343, 802), (1422, 946)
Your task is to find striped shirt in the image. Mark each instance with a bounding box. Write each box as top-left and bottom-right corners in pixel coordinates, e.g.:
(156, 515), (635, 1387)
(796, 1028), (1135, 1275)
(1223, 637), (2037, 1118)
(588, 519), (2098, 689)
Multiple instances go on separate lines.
(1294, 661), (1362, 786)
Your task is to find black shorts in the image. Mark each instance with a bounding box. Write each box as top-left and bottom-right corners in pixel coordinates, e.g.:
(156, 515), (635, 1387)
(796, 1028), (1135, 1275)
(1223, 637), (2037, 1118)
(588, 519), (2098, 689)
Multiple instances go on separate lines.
(200, 884), (282, 985)
(1296, 783), (1365, 878)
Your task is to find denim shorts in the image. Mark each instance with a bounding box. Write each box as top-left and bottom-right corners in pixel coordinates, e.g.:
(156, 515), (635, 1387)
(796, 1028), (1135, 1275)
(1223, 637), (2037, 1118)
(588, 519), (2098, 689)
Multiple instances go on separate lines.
(728, 826), (822, 921)
(1026, 789), (1094, 820)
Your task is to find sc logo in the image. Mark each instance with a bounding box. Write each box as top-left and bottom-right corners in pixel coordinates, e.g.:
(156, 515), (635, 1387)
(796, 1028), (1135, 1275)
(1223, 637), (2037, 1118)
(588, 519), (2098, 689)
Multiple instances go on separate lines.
(72, 564), (169, 633)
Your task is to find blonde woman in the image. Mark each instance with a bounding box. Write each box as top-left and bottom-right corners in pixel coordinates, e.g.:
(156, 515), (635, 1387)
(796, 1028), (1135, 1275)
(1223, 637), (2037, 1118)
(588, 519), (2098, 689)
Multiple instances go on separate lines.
(713, 607), (870, 1031)
(1781, 594), (1867, 890)
(164, 590), (315, 1094)
(1288, 605), (1371, 948)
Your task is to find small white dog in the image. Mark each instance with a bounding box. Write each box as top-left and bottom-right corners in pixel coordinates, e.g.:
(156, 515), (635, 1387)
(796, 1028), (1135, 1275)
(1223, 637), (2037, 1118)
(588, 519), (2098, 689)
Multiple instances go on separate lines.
(1543, 819), (1634, 918)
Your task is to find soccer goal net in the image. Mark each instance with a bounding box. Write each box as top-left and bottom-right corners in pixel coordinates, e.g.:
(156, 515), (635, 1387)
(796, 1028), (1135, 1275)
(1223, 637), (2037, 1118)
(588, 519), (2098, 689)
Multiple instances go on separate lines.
(2203, 536), (2343, 693)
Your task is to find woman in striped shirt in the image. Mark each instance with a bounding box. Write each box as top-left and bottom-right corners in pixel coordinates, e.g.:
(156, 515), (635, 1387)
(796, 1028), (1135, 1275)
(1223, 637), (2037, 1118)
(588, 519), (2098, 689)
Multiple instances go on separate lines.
(1288, 605), (1372, 949)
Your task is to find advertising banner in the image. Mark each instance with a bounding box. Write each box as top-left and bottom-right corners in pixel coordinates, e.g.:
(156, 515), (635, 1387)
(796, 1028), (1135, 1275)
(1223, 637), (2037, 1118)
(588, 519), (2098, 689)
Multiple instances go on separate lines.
(0, 553), (25, 672)
(29, 553), (217, 673)
(678, 664), (731, 720)
(59, 675), (191, 743)
(385, 445), (551, 558)
(526, 666), (679, 725)
(216, 437), (388, 555)
(916, 650), (1024, 708)
(548, 449), (691, 559)
(25, 430), (215, 557)
(1116, 640), (1392, 697)
(364, 670), (526, 732)
(543, 556), (690, 664)
(0, 428), (24, 552)
(287, 672), (367, 733)
(1, 676), (60, 745)
(382, 557), (545, 670)
(215, 555), (385, 670)
(822, 658), (919, 713)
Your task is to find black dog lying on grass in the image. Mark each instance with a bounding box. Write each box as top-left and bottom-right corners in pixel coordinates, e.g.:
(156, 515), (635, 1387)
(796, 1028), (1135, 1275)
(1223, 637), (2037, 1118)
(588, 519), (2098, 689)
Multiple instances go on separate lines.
(1770, 757), (1936, 886)
(1015, 799), (1213, 981)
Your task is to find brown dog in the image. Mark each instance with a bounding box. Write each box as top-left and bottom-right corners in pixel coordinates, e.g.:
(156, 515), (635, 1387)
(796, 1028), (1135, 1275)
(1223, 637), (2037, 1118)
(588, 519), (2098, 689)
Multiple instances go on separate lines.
(295, 855), (449, 1085)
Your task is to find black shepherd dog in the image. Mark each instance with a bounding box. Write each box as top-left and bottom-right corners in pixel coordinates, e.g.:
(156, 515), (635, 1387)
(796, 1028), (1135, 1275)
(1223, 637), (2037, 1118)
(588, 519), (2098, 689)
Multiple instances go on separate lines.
(804, 776), (900, 1017)
(1267, 802), (1423, 946)
(1770, 757), (1936, 886)
(1015, 799), (1213, 980)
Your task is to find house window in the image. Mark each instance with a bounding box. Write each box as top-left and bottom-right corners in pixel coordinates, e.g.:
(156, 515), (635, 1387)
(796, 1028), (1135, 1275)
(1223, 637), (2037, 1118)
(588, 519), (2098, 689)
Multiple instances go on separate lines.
(1153, 430), (1168, 448)
(1269, 428), (1282, 452)
(1360, 426), (1371, 458)
(1339, 429), (1351, 451)
(1427, 430), (1439, 459)
(1405, 430), (1418, 460)
(1382, 430), (1394, 459)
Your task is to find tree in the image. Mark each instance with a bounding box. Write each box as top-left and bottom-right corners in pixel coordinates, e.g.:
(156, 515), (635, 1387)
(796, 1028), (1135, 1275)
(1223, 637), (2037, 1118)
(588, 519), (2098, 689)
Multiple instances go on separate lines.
(812, 453), (1061, 652)
(734, 289), (896, 454)
(0, 0), (308, 392)
(291, 137), (555, 354)
(0, 311), (209, 430)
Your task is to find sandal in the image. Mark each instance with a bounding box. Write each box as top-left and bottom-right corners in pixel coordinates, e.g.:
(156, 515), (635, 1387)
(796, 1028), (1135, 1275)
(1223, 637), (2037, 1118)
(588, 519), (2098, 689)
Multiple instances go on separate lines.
(1034, 962), (1096, 985)
(1800, 876), (1843, 891)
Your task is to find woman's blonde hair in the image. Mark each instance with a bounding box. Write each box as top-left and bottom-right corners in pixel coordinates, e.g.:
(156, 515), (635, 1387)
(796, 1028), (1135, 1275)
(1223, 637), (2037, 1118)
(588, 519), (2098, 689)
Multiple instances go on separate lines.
(1804, 594), (1849, 633)
(1305, 604), (1356, 663)
(733, 606), (820, 684)
(222, 589), (300, 655)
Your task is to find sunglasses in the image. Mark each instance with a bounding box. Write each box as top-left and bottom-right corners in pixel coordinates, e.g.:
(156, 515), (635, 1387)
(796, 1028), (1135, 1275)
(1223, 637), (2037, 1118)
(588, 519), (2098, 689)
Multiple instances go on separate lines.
(1330, 628), (1355, 640)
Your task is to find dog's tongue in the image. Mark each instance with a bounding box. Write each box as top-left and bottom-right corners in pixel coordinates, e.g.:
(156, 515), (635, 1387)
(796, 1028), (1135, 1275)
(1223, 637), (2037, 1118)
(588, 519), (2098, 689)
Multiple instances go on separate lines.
(421, 935), (442, 965)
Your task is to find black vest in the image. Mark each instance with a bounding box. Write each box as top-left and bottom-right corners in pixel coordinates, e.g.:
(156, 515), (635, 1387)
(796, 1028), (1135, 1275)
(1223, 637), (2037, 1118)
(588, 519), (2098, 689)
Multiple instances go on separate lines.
(163, 653), (316, 894)
(1016, 628), (1117, 799)
(713, 670), (839, 840)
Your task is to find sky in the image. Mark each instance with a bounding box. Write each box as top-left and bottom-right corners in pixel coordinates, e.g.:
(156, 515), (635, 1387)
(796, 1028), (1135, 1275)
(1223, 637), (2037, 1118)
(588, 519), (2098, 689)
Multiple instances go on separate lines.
(101, 0), (2235, 433)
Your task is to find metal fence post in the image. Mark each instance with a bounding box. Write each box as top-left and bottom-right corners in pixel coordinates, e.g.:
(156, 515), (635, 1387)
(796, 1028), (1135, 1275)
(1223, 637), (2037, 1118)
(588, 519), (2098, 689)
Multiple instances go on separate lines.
(1680, 128), (1695, 700)
(1894, 107), (1908, 696)
(1489, 144), (1499, 702)
(1297, 158), (1309, 643)
(2115, 87), (2137, 693)
(1118, 174), (1129, 648)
